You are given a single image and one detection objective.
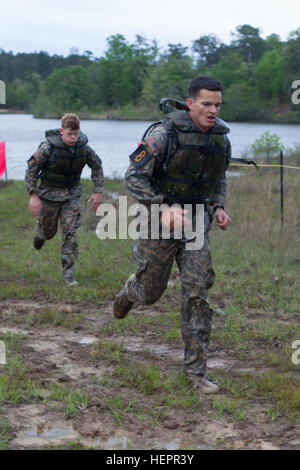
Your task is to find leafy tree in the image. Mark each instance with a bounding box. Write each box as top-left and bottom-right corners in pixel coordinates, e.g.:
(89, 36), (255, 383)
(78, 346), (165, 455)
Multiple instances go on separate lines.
(256, 49), (287, 100)
(211, 51), (251, 88)
(265, 34), (282, 51)
(131, 35), (158, 103)
(43, 65), (93, 113)
(0, 25), (299, 122)
(97, 34), (136, 106)
(285, 30), (300, 84)
(192, 34), (228, 66)
(251, 131), (284, 160)
(231, 24), (266, 65)
(141, 43), (193, 105)
(221, 82), (264, 121)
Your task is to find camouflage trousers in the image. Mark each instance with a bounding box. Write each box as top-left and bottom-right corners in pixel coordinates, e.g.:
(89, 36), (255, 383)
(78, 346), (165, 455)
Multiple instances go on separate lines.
(37, 197), (81, 278)
(124, 233), (216, 376)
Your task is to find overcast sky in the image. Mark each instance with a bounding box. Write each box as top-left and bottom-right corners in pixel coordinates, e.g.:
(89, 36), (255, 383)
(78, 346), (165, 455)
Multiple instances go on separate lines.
(0, 0), (299, 57)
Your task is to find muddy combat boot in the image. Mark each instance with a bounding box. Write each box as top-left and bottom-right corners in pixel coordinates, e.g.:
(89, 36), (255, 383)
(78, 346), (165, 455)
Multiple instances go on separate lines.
(64, 278), (78, 287)
(186, 373), (219, 394)
(113, 288), (133, 319)
(63, 270), (78, 287)
(33, 236), (45, 250)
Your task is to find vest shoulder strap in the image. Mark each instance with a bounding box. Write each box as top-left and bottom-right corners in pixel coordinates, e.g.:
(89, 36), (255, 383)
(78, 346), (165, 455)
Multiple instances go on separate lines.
(38, 143), (53, 178)
(141, 121), (163, 142)
(141, 119), (179, 172)
(158, 119), (180, 170)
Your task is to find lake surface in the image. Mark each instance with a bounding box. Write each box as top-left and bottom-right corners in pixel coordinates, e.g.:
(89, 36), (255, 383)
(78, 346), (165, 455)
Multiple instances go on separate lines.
(0, 114), (299, 180)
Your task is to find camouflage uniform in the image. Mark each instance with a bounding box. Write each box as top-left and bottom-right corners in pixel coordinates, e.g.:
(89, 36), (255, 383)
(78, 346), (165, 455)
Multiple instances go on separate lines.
(122, 109), (231, 377)
(25, 129), (104, 281)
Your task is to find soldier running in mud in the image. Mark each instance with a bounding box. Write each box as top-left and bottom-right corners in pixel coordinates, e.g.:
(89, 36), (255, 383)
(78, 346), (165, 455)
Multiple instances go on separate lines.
(25, 113), (104, 286)
(113, 76), (231, 393)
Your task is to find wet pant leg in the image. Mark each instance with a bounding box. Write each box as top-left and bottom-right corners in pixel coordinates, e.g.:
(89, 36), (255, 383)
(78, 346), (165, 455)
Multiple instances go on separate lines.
(125, 238), (180, 305)
(60, 197), (81, 278)
(175, 236), (216, 376)
(37, 199), (61, 240)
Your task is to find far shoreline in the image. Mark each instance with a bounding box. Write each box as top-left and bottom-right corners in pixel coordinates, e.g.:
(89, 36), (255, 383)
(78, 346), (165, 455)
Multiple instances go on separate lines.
(1, 109), (300, 126)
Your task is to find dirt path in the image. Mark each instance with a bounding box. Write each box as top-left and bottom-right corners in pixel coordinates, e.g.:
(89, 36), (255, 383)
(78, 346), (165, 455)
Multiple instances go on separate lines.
(0, 299), (299, 450)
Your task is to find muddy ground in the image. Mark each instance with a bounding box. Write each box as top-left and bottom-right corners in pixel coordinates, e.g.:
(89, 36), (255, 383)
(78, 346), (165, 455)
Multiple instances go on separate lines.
(0, 297), (299, 451)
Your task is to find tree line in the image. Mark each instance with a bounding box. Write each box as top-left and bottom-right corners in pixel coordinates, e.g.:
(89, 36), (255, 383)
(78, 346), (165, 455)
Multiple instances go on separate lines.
(0, 24), (300, 122)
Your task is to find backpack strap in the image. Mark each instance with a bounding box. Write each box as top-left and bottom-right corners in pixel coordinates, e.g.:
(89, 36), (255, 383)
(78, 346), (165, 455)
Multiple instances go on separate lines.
(159, 119), (179, 171)
(38, 143), (53, 177)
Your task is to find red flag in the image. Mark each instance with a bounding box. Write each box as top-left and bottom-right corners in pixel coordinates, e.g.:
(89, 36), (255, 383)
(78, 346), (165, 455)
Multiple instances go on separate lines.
(0, 142), (6, 179)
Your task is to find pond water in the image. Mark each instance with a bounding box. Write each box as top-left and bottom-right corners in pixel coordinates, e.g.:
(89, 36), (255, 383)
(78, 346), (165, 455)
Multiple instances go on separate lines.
(0, 114), (299, 180)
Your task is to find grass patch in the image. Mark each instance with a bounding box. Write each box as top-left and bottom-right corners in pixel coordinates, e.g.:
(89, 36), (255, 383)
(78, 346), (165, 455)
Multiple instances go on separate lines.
(103, 395), (145, 426)
(101, 367), (200, 426)
(213, 369), (300, 422)
(257, 372), (300, 420)
(91, 340), (125, 362)
(114, 360), (199, 409)
(114, 362), (162, 395)
(0, 419), (11, 450)
(0, 332), (38, 405)
(0, 358), (38, 404)
(213, 397), (246, 421)
(49, 383), (89, 418)
(25, 307), (82, 329)
(0, 179), (135, 303)
(100, 310), (181, 342)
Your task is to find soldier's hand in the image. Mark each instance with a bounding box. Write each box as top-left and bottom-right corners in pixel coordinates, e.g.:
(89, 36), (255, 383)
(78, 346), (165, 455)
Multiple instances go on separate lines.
(161, 206), (191, 230)
(87, 192), (102, 212)
(215, 208), (231, 231)
(29, 194), (42, 217)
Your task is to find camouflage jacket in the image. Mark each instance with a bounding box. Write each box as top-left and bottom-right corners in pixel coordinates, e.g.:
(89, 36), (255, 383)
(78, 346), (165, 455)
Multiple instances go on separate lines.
(125, 113), (231, 208)
(25, 129), (104, 202)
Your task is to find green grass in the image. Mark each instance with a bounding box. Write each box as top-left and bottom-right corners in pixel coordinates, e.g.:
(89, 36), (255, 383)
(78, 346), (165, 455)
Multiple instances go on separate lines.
(0, 419), (11, 450)
(0, 358), (38, 404)
(213, 397), (246, 421)
(92, 340), (125, 362)
(0, 332), (39, 448)
(103, 395), (145, 426)
(0, 179), (135, 303)
(96, 360), (201, 426)
(0, 167), (299, 447)
(114, 360), (199, 409)
(100, 310), (181, 340)
(49, 383), (89, 418)
(0, 332), (38, 405)
(212, 369), (300, 421)
(25, 307), (82, 329)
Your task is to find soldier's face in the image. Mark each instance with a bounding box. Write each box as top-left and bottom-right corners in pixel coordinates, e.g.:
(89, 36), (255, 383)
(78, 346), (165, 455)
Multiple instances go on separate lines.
(186, 89), (222, 133)
(60, 128), (80, 147)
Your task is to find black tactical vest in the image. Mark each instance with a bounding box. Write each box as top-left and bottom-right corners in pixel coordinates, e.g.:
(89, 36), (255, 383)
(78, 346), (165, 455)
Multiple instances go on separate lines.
(153, 109), (231, 204)
(40, 130), (88, 189)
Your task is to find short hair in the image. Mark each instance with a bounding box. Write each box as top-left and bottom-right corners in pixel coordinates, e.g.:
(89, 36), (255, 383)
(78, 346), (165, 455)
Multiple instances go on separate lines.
(61, 113), (80, 130)
(188, 76), (224, 99)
